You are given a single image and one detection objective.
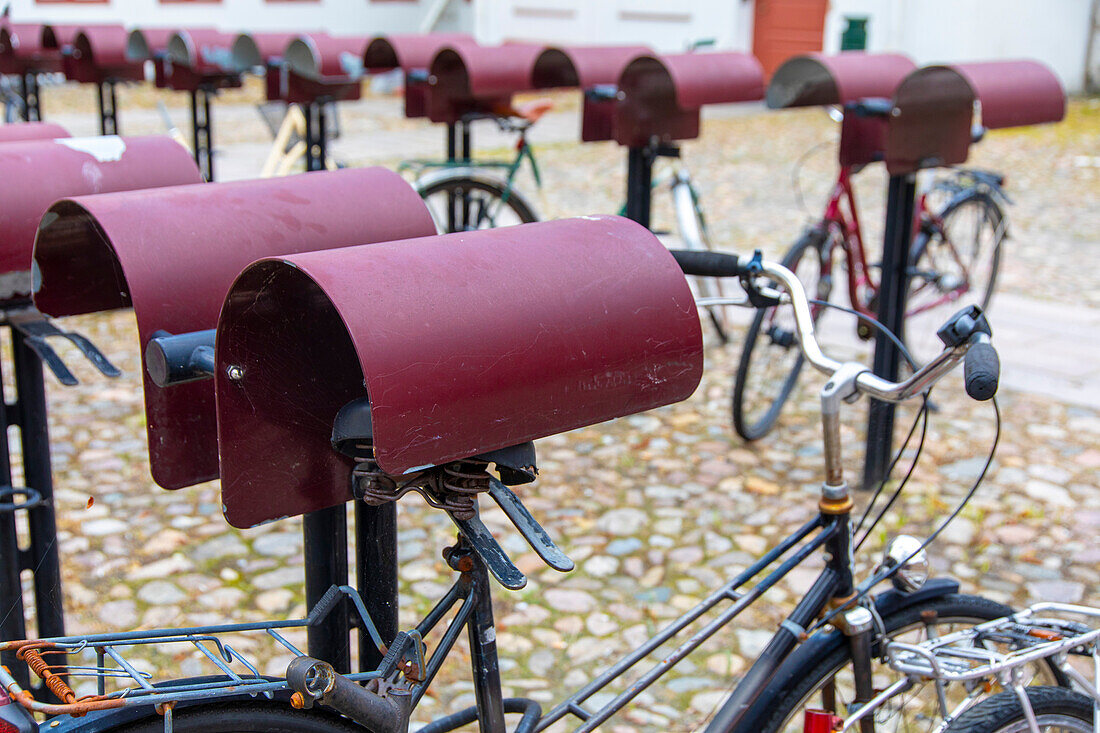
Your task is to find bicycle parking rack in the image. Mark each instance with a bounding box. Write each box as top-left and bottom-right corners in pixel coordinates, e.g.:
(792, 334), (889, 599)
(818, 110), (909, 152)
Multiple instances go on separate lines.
(214, 214), (702, 582)
(612, 52), (764, 228)
(231, 31), (298, 102)
(67, 26), (146, 135)
(31, 167), (436, 677)
(0, 120), (68, 143)
(0, 135), (201, 699)
(126, 29), (241, 181)
(283, 34), (366, 171)
(125, 27), (175, 88)
(363, 33), (474, 119)
(767, 54), (1065, 487)
(427, 42), (543, 163)
(530, 44), (649, 141)
(0, 23), (61, 121)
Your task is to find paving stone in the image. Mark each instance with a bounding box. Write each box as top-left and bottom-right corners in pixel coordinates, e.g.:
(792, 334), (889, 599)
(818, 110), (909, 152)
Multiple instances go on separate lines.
(137, 580), (187, 605)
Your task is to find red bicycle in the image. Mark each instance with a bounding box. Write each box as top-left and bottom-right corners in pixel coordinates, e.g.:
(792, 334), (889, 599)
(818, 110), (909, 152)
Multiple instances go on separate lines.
(732, 163), (1009, 441)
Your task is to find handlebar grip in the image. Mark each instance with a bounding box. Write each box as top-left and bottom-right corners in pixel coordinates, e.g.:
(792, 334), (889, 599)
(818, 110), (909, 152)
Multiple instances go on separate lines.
(964, 340), (1000, 401)
(670, 249), (746, 278)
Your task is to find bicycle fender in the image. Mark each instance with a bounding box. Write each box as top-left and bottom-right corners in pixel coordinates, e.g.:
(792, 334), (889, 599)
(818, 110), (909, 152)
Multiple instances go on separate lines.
(729, 577), (960, 733)
(39, 676), (298, 732)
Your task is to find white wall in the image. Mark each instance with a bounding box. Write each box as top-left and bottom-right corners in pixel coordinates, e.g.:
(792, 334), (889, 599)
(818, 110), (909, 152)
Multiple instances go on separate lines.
(474, 0), (754, 53)
(4, 0), (472, 37)
(826, 0), (1092, 92)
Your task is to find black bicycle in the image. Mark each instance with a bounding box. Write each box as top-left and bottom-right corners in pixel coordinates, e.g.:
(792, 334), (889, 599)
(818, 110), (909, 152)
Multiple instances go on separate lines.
(0, 249), (1060, 733)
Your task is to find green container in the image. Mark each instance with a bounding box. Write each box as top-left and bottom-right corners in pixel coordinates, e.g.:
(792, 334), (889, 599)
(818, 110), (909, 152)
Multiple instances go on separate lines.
(841, 17), (869, 51)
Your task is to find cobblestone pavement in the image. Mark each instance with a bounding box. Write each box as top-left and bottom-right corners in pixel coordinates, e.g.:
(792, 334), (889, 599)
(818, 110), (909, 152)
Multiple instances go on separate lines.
(8, 84), (1100, 731)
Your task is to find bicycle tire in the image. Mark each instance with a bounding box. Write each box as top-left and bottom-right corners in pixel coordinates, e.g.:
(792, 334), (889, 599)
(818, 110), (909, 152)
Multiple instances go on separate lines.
(731, 227), (828, 441)
(743, 594), (1068, 733)
(941, 686), (1095, 733)
(906, 191), (1005, 360)
(416, 173), (538, 233)
(108, 700), (364, 732)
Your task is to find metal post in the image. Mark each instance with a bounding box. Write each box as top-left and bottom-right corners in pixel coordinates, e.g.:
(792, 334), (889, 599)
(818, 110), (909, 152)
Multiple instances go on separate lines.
(625, 145), (654, 229)
(303, 102), (327, 172)
(0, 350), (30, 692)
(97, 81), (119, 136)
(11, 328), (66, 646)
(446, 123), (457, 163)
(354, 502), (398, 671)
(303, 505), (351, 673)
(18, 73), (40, 122)
(191, 89), (214, 182)
(861, 174), (918, 489)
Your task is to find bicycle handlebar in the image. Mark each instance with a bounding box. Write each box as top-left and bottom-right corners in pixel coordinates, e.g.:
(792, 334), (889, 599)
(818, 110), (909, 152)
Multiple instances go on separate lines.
(669, 249), (999, 403)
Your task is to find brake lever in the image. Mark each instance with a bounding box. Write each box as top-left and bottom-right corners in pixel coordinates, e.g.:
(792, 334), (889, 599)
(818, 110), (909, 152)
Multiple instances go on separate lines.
(740, 250), (783, 308)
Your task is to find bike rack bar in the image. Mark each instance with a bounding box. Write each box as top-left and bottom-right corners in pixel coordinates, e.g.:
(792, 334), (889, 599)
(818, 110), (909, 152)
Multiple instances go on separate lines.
(0, 135), (200, 695)
(213, 215), (702, 526)
(32, 170), (435, 674)
(614, 52), (764, 228)
(426, 42), (543, 125)
(281, 34), (367, 171)
(125, 27), (176, 89)
(363, 33), (475, 119)
(0, 23), (62, 121)
(65, 27), (146, 136)
(230, 32), (297, 102)
(530, 45), (650, 142)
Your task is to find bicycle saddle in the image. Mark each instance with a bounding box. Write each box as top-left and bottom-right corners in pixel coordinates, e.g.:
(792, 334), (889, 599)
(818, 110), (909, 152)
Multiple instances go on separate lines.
(331, 398), (538, 485)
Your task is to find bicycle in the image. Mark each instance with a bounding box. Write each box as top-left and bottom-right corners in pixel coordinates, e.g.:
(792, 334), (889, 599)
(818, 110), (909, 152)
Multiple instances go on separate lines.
(398, 100), (547, 233)
(0, 240), (1060, 733)
(257, 101), (342, 177)
(731, 100), (1010, 441)
(879, 602), (1099, 733)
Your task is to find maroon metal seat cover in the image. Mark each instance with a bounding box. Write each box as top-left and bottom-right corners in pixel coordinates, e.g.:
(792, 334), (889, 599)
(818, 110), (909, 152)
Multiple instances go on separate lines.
(363, 33), (475, 118)
(282, 33), (366, 104)
(0, 121), (69, 144)
(615, 52), (764, 147)
(530, 45), (650, 142)
(72, 26), (145, 83)
(232, 32), (300, 101)
(126, 28), (177, 87)
(0, 136), (199, 302)
(427, 43), (544, 123)
(215, 215), (703, 528)
(766, 52), (916, 168)
(0, 23), (61, 74)
(886, 60), (1065, 175)
(166, 29), (241, 91)
(32, 168), (437, 490)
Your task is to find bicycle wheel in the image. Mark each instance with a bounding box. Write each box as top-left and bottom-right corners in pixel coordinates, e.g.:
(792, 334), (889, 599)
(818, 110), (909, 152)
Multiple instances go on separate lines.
(670, 172), (732, 344)
(906, 192), (1005, 361)
(746, 594), (1068, 733)
(942, 687), (1095, 733)
(417, 172), (538, 233)
(731, 227), (829, 441)
(110, 701), (363, 732)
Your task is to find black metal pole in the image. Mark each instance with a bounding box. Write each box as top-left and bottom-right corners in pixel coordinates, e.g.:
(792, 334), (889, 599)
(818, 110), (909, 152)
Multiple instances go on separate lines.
(625, 145), (654, 229)
(11, 329), (65, 644)
(19, 73), (40, 122)
(445, 123), (458, 231)
(0, 346), (30, 691)
(446, 123), (456, 163)
(303, 505), (351, 673)
(861, 174), (918, 489)
(190, 89), (214, 182)
(97, 81), (119, 136)
(354, 502), (398, 671)
(315, 103), (327, 172)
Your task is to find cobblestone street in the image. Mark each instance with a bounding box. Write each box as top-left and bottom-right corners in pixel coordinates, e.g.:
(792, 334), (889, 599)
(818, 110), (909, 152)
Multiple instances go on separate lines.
(12, 85), (1100, 731)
